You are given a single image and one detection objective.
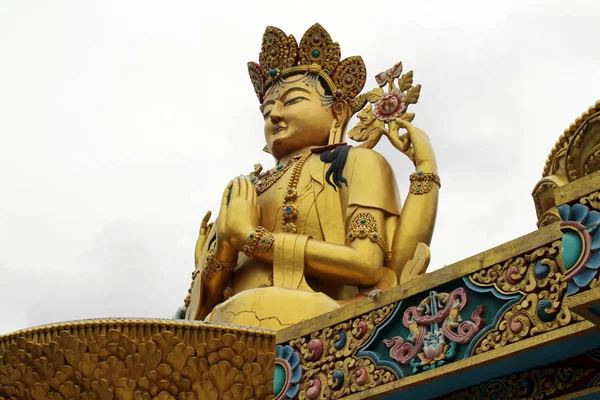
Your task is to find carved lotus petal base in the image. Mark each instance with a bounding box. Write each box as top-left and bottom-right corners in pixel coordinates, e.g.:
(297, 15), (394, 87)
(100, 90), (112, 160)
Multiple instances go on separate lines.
(0, 318), (277, 400)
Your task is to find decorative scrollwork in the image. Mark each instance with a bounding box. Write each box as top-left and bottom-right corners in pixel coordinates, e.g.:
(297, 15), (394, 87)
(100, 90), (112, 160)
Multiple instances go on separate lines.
(581, 190), (600, 211)
(286, 304), (397, 399)
(469, 240), (573, 354)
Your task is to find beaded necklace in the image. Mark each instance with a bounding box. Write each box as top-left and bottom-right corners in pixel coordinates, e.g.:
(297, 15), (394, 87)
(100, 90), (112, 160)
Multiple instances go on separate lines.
(281, 153), (310, 232)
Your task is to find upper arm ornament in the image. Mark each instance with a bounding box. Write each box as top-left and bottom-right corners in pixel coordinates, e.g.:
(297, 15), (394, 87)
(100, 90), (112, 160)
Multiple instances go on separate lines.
(345, 212), (391, 261)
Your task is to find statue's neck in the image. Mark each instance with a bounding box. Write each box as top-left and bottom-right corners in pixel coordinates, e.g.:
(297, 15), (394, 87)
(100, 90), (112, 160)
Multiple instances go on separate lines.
(276, 146), (319, 165)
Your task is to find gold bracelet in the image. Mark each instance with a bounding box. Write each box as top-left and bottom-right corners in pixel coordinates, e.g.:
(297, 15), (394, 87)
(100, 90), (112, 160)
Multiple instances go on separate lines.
(345, 212), (388, 255)
(201, 250), (237, 279)
(243, 226), (275, 257)
(409, 171), (441, 195)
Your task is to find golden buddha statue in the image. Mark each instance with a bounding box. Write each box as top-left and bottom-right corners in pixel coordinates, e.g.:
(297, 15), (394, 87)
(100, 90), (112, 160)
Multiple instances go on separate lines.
(185, 24), (439, 330)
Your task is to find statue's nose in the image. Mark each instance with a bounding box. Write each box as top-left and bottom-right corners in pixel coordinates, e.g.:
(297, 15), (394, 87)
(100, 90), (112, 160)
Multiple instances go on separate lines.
(270, 113), (283, 123)
(270, 102), (283, 123)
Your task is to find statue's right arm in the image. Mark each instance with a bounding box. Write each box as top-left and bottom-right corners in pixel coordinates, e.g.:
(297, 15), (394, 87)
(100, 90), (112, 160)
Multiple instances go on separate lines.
(191, 181), (239, 320)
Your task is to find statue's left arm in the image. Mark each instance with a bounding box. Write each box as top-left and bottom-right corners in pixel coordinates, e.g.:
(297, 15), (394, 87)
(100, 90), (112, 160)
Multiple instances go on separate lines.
(389, 120), (439, 282)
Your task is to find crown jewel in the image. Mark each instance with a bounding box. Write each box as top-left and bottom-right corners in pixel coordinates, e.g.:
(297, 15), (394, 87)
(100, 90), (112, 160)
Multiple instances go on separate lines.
(248, 24), (367, 113)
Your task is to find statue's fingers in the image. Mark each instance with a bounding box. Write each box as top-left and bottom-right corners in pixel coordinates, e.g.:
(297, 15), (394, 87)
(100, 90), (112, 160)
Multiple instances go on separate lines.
(199, 210), (212, 234)
(245, 176), (256, 203)
(249, 178), (258, 206)
(395, 119), (409, 129)
(239, 175), (248, 199)
(201, 210), (212, 226)
(231, 178), (240, 199)
(221, 181), (233, 205)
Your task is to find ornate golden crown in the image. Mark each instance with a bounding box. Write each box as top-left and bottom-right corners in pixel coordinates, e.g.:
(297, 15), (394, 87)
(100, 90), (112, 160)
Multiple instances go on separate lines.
(247, 23), (367, 113)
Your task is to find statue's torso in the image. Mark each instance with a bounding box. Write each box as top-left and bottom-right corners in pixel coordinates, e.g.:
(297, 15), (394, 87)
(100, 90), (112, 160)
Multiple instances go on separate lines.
(228, 148), (401, 301)
(232, 155), (332, 295)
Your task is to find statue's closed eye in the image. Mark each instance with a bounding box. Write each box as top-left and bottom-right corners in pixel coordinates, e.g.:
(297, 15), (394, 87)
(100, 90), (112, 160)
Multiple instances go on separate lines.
(284, 96), (307, 106)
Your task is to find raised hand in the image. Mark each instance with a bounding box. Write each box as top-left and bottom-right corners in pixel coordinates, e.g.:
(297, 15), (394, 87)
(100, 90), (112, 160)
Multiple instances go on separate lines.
(395, 119), (437, 172)
(194, 210), (213, 267)
(213, 180), (237, 263)
(226, 176), (261, 251)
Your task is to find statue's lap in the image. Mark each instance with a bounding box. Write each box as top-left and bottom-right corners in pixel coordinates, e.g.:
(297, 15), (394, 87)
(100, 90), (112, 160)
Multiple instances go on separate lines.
(206, 286), (341, 330)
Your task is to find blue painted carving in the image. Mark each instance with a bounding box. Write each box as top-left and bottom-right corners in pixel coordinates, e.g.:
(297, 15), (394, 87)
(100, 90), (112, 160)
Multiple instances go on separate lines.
(274, 345), (302, 400)
(558, 203), (600, 295)
(356, 277), (520, 378)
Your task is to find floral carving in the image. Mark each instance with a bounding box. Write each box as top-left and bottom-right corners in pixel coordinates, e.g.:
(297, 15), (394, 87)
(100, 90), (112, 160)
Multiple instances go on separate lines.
(383, 288), (484, 373)
(286, 304), (397, 399)
(0, 321), (275, 400)
(274, 345), (301, 400)
(347, 61), (421, 157)
(469, 240), (573, 354)
(373, 89), (406, 121)
(558, 203), (600, 295)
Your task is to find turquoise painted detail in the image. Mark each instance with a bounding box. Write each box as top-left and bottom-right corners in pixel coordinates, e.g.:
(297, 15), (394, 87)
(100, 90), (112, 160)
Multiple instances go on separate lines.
(273, 364), (286, 397)
(312, 49), (321, 58)
(562, 230), (583, 270)
(558, 203), (600, 295)
(571, 203), (590, 223)
(334, 332), (347, 350)
(534, 261), (550, 279)
(275, 344), (302, 399)
(558, 204), (571, 221)
(585, 210), (600, 233)
(537, 299), (558, 322)
(332, 370), (345, 389)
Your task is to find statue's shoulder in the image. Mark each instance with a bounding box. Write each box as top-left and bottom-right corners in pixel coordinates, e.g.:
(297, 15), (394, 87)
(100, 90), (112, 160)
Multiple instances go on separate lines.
(347, 146), (391, 168)
(343, 146), (400, 214)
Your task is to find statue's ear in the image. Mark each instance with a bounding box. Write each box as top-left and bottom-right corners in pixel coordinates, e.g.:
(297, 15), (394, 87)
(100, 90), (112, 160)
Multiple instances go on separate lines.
(329, 100), (350, 145)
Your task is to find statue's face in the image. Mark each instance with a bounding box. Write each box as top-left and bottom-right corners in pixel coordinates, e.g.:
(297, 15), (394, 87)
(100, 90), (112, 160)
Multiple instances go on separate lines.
(261, 75), (334, 160)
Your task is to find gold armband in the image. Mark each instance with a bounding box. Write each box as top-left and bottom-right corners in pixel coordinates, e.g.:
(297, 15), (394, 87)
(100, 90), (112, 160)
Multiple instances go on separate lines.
(409, 171), (441, 194)
(345, 212), (389, 259)
(243, 226), (275, 257)
(201, 250), (237, 279)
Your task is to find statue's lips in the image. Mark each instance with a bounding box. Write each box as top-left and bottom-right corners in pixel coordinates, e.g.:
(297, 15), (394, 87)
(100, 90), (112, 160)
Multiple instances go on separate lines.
(272, 126), (287, 135)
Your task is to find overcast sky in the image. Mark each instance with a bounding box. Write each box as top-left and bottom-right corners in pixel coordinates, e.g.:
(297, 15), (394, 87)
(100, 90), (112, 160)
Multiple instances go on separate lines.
(1, 1), (599, 335)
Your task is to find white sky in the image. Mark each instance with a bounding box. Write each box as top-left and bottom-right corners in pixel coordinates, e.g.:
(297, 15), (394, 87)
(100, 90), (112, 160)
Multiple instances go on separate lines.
(1, 1), (599, 335)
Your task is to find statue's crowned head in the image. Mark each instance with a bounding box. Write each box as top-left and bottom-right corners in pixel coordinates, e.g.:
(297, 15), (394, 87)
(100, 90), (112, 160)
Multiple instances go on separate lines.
(248, 24), (368, 159)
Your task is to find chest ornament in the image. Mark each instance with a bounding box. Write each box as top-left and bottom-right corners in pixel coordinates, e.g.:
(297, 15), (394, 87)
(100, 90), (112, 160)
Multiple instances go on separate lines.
(253, 155), (302, 195)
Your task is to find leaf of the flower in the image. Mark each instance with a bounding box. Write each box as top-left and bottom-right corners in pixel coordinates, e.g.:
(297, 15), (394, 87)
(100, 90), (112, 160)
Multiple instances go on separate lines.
(398, 71), (414, 92)
(348, 124), (370, 141)
(399, 113), (415, 122)
(366, 87), (383, 103)
(405, 85), (421, 105)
